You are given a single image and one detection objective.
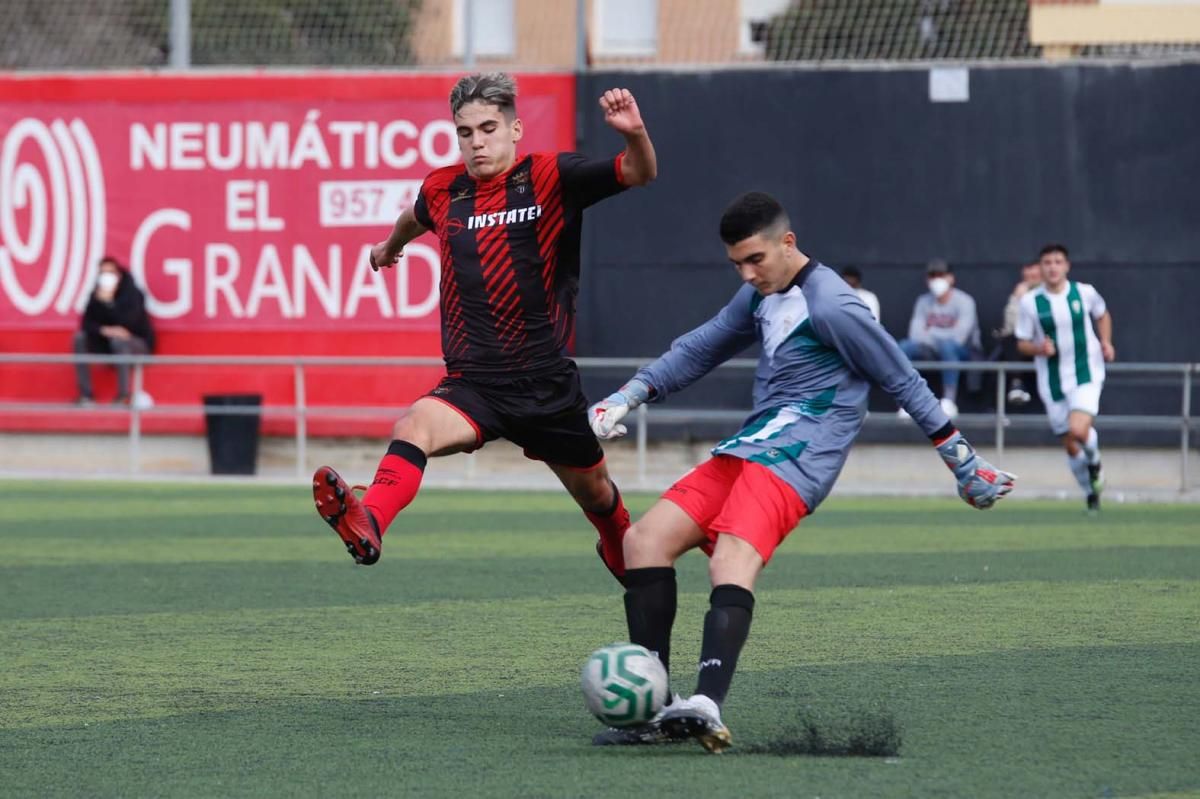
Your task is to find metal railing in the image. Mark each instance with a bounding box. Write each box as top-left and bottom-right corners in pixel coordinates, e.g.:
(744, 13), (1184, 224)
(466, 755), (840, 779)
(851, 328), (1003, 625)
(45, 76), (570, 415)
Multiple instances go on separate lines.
(0, 353), (1195, 491)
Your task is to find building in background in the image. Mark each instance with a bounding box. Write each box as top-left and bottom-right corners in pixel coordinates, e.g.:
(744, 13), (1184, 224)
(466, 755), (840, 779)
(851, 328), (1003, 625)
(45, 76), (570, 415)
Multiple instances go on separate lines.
(411, 0), (793, 68)
(1030, 0), (1200, 59)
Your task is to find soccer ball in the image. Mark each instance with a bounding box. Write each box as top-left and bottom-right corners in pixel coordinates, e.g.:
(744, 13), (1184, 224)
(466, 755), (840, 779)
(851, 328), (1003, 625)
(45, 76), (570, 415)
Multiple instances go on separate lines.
(580, 642), (669, 727)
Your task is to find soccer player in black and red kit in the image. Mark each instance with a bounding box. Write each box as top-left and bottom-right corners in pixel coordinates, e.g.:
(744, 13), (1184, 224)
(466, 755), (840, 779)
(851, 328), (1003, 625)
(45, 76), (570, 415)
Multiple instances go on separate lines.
(313, 73), (657, 581)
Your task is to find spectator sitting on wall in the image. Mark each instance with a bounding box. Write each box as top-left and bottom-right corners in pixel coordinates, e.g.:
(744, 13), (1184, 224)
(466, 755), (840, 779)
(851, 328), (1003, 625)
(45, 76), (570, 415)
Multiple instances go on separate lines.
(897, 258), (980, 419)
(840, 265), (881, 323)
(994, 260), (1042, 406)
(74, 256), (155, 406)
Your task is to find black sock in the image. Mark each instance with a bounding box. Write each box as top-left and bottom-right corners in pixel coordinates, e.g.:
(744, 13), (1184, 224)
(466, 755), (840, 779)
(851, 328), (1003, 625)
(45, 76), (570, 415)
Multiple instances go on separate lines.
(695, 584), (755, 707)
(622, 567), (676, 673)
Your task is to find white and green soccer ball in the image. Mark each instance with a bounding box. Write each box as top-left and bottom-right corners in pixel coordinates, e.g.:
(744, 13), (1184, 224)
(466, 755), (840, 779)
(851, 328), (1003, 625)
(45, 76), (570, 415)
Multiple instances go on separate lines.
(580, 642), (669, 727)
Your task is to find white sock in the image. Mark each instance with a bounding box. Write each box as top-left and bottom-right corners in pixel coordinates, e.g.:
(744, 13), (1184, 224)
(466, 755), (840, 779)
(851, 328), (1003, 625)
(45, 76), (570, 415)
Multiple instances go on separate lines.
(1082, 428), (1101, 466)
(1068, 451), (1092, 494)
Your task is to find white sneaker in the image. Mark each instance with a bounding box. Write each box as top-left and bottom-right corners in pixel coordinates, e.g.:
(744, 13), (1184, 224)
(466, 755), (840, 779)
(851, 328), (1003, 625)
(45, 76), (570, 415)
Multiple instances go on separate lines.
(940, 397), (959, 419)
(659, 693), (732, 753)
(1006, 387), (1031, 406)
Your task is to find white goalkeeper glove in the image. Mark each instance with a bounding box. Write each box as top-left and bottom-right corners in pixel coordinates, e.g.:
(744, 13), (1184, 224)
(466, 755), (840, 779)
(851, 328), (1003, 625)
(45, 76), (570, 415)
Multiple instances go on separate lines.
(935, 430), (1017, 510)
(589, 378), (652, 441)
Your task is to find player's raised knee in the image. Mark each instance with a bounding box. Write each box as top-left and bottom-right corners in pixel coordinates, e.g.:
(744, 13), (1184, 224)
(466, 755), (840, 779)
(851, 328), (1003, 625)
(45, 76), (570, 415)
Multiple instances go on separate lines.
(576, 471), (617, 510)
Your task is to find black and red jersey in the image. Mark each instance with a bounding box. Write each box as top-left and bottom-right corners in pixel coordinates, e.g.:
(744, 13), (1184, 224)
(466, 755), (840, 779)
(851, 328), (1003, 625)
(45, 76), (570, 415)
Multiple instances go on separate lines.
(413, 151), (627, 376)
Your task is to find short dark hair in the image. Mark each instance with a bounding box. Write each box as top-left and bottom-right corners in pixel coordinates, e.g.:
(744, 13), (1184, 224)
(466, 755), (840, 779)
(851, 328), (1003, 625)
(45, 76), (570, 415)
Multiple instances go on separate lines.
(1039, 243), (1069, 259)
(841, 266), (862, 281)
(926, 258), (951, 275)
(719, 192), (789, 245)
(449, 72), (517, 119)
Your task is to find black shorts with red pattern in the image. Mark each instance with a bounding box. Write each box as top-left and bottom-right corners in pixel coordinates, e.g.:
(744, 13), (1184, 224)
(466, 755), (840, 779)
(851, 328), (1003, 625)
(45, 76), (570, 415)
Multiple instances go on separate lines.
(425, 360), (604, 470)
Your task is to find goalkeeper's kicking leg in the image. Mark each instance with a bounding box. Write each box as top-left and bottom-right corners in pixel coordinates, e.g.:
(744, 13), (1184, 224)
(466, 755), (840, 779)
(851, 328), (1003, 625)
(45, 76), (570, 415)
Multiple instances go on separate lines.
(649, 457), (806, 754)
(591, 499), (701, 746)
(656, 535), (763, 754)
(596, 455), (808, 752)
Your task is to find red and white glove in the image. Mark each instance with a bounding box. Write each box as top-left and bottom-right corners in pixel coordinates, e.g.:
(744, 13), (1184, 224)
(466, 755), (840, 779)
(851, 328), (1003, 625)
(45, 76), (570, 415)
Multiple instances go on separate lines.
(935, 430), (1017, 509)
(589, 378), (651, 441)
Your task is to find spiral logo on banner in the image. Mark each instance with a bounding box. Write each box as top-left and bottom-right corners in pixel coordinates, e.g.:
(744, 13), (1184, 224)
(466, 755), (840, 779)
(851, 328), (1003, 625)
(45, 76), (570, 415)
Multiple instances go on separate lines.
(0, 118), (107, 316)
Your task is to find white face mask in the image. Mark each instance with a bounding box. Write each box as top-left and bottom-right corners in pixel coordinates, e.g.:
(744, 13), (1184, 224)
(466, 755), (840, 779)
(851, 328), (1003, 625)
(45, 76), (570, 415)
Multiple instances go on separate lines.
(97, 272), (120, 293)
(928, 276), (951, 298)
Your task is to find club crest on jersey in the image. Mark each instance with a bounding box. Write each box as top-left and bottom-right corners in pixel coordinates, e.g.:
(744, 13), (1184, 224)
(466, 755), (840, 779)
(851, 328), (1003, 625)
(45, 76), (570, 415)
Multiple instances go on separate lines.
(467, 205), (543, 230)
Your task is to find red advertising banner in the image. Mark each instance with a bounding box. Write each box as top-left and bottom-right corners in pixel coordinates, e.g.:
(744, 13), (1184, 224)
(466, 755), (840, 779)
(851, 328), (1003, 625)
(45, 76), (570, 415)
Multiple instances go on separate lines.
(0, 73), (575, 336)
(0, 73), (575, 435)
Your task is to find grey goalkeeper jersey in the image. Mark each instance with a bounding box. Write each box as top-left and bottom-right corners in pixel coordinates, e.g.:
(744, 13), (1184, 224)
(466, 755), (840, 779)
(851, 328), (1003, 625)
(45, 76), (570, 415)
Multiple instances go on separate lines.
(635, 262), (950, 511)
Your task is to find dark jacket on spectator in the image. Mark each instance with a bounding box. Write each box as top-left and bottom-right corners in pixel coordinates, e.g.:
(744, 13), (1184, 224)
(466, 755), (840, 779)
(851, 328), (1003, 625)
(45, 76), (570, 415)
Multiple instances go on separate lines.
(80, 269), (155, 351)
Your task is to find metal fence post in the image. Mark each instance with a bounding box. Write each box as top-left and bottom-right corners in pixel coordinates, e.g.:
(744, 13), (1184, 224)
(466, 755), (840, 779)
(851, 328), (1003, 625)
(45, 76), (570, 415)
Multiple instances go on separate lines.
(463, 0), (476, 68)
(995, 364), (1006, 455)
(169, 0), (191, 68)
(1182, 365), (1193, 493)
(576, 0), (588, 71)
(129, 358), (143, 474)
(636, 404), (648, 489)
(294, 362), (307, 480)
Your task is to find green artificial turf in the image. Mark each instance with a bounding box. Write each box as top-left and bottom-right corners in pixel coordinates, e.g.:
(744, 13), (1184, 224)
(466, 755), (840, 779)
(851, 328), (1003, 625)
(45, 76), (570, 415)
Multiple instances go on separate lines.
(1, 482), (1197, 798)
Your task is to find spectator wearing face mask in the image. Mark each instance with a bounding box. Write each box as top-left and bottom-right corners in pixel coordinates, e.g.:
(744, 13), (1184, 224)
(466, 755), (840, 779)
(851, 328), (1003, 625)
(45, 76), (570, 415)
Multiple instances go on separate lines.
(896, 259), (979, 419)
(73, 256), (155, 406)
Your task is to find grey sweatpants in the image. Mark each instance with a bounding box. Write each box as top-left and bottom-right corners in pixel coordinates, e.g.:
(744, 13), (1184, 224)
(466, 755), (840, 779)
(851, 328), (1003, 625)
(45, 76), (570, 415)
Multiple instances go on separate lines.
(73, 330), (150, 400)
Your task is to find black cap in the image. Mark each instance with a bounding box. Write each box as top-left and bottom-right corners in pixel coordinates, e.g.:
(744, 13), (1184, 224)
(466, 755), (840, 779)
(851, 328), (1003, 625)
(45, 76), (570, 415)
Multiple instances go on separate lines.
(926, 258), (951, 275)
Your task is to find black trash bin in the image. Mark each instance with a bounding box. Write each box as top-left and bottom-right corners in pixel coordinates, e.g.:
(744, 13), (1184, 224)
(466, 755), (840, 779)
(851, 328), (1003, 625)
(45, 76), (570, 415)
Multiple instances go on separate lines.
(203, 394), (262, 475)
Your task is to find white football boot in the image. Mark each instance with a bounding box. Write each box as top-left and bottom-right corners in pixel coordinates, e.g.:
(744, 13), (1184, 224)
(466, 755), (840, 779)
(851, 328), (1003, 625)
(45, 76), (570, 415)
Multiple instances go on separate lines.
(659, 694), (732, 753)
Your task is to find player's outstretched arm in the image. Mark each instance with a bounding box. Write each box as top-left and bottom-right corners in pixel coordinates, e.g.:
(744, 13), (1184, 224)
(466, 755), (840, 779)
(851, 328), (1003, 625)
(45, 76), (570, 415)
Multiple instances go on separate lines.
(369, 207), (428, 272)
(589, 378), (652, 440)
(807, 283), (1011, 508)
(589, 288), (757, 440)
(599, 88), (657, 186)
(934, 429), (1017, 510)
(1096, 311), (1116, 362)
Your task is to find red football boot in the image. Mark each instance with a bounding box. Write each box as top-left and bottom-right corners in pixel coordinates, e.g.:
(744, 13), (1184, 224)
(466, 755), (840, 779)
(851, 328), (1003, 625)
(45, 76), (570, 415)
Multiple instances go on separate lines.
(312, 466), (382, 565)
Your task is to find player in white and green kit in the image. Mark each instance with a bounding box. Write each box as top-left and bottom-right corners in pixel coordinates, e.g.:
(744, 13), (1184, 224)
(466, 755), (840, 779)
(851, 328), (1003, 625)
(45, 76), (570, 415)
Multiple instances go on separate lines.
(1015, 244), (1115, 512)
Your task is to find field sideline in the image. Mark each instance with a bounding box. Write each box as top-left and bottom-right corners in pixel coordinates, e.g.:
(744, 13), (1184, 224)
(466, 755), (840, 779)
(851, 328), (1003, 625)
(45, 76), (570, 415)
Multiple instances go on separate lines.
(1, 482), (1197, 798)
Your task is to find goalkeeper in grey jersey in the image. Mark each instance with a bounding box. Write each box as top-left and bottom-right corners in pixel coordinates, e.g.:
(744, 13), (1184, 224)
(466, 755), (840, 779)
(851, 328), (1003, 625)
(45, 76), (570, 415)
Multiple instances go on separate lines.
(588, 192), (1015, 753)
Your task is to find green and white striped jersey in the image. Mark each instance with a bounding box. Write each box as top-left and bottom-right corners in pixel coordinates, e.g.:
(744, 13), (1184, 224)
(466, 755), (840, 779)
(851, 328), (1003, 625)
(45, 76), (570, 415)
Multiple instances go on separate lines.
(1015, 281), (1107, 401)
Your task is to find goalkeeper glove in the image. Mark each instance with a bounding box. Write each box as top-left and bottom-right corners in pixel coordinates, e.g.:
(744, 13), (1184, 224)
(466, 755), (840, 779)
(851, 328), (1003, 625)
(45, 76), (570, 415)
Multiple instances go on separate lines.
(935, 430), (1017, 509)
(589, 378), (652, 440)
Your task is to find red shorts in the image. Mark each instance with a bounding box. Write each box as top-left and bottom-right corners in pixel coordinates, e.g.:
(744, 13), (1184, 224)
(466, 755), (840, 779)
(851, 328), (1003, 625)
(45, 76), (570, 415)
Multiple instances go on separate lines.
(663, 454), (809, 565)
